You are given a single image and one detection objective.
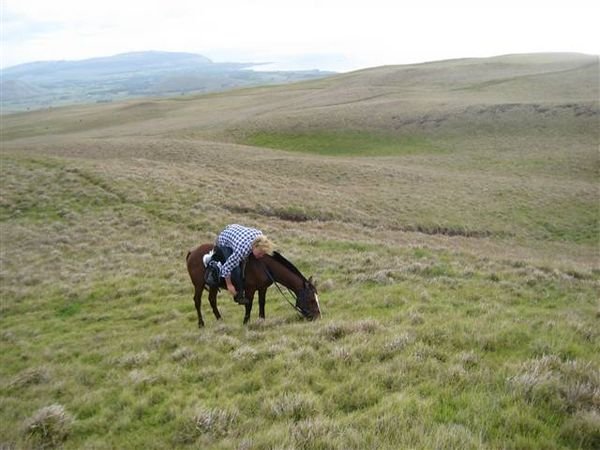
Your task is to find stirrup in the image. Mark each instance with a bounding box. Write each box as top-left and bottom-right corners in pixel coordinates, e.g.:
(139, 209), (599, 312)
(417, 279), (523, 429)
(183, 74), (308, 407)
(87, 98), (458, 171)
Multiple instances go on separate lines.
(234, 293), (249, 305)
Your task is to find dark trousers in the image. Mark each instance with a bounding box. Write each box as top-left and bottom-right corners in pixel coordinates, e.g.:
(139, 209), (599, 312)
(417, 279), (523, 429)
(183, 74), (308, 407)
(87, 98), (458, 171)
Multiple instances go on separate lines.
(213, 245), (244, 295)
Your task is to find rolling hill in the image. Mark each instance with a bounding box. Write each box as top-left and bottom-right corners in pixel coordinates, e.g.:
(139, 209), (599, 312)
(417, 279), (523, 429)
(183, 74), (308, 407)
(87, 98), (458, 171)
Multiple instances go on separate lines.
(4, 52), (596, 138)
(1, 53), (598, 449)
(2, 52), (598, 254)
(0, 51), (333, 112)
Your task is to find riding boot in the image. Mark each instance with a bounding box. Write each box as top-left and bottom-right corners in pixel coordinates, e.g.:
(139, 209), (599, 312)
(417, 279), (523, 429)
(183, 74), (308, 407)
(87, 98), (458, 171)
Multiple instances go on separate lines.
(231, 266), (248, 305)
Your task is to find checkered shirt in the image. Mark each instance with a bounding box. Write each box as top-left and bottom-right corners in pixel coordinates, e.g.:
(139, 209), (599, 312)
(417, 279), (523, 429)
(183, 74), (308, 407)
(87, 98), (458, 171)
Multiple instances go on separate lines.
(216, 224), (263, 278)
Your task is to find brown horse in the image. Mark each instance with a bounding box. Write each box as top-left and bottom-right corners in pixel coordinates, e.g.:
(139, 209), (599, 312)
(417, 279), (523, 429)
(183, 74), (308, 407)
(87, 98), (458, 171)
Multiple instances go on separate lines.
(186, 243), (321, 327)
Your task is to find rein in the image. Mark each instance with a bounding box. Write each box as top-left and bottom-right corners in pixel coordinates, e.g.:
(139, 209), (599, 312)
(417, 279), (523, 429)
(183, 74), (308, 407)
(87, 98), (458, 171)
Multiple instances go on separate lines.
(263, 267), (307, 316)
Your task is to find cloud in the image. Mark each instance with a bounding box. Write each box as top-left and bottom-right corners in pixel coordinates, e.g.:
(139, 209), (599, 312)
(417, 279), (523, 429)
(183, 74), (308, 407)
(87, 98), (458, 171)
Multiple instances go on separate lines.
(2, 0), (599, 71)
(1, 8), (62, 44)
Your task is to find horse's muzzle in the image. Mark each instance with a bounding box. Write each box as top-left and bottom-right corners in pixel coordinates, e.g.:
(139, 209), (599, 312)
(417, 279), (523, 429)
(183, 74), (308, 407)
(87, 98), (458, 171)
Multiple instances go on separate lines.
(307, 310), (321, 321)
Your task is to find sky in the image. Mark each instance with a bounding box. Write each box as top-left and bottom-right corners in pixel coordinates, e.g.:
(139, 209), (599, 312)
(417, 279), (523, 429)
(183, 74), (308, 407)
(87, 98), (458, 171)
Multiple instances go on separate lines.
(1, 0), (599, 72)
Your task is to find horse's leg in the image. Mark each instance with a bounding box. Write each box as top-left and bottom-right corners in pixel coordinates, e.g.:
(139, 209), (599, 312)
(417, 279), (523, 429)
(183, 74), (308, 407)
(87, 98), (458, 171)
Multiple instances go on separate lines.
(208, 287), (221, 321)
(193, 285), (205, 328)
(258, 287), (267, 320)
(243, 290), (255, 325)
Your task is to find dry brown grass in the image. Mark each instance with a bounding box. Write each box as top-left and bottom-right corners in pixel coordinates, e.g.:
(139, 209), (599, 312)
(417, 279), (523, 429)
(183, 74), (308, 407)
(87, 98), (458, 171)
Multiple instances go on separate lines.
(22, 404), (74, 448)
(4, 133), (597, 272)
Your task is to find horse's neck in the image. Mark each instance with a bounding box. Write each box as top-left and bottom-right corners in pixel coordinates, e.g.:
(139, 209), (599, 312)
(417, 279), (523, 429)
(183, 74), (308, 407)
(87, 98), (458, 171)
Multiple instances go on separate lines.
(264, 257), (304, 292)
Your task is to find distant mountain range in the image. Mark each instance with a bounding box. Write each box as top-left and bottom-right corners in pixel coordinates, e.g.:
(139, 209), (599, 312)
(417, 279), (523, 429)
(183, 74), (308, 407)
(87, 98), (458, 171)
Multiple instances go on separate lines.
(0, 51), (334, 112)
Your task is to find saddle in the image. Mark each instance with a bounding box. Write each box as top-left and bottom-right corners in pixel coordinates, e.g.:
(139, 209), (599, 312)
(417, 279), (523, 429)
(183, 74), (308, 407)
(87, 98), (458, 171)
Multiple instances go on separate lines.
(203, 246), (246, 289)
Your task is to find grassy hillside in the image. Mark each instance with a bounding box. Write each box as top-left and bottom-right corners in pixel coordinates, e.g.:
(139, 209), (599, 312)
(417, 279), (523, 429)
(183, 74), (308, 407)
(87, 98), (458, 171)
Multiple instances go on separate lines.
(1, 53), (599, 449)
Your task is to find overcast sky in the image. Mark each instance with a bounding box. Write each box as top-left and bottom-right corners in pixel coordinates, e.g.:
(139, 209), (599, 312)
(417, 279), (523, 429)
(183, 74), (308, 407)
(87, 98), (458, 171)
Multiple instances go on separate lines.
(1, 0), (599, 72)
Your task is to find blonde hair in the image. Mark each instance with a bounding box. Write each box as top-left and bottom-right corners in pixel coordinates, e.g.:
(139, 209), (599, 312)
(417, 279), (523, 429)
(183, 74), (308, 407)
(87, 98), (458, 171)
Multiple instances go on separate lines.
(252, 235), (274, 255)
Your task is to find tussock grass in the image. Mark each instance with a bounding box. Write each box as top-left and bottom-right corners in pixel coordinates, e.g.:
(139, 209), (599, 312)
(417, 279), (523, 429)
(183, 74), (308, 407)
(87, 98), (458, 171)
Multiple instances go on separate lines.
(265, 392), (319, 420)
(509, 355), (600, 413)
(561, 410), (600, 449)
(173, 405), (239, 446)
(6, 366), (51, 390)
(22, 404), (74, 449)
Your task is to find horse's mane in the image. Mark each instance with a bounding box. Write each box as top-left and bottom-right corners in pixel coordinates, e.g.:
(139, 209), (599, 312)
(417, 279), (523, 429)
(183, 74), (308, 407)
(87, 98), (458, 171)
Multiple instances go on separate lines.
(269, 251), (306, 282)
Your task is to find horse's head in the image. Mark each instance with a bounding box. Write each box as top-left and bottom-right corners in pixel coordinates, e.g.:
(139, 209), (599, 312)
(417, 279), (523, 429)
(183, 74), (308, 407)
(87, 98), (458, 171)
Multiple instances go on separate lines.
(296, 277), (321, 320)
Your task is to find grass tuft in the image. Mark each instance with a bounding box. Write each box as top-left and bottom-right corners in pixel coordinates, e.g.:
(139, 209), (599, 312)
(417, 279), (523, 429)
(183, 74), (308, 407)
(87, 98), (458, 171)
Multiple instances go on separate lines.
(382, 332), (415, 356)
(508, 355), (600, 413)
(289, 416), (339, 449)
(7, 367), (50, 390)
(560, 409), (600, 449)
(115, 351), (151, 368)
(192, 406), (238, 437)
(265, 392), (319, 421)
(231, 345), (259, 362)
(22, 404), (74, 449)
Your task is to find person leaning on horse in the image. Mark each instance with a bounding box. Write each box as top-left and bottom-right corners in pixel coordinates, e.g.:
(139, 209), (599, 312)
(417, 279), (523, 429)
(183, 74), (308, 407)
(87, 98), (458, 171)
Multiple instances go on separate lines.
(187, 227), (320, 327)
(214, 224), (274, 305)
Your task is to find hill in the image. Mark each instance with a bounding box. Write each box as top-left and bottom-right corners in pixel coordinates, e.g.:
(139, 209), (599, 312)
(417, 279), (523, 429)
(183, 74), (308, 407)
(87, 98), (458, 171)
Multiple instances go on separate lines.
(1, 53), (599, 449)
(0, 51), (333, 112)
(2, 51), (214, 79)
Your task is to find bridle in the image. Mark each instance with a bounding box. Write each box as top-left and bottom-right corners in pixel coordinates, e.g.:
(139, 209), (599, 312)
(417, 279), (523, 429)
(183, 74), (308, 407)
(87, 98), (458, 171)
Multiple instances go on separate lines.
(264, 267), (312, 318)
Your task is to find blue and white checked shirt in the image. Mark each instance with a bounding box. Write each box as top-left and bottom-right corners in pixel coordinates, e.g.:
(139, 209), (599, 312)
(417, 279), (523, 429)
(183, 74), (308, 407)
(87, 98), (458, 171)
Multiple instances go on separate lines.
(216, 224), (263, 278)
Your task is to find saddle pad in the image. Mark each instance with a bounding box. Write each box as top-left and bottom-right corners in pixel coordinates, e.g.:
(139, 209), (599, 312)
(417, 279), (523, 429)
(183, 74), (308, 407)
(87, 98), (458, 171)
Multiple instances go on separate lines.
(202, 250), (214, 267)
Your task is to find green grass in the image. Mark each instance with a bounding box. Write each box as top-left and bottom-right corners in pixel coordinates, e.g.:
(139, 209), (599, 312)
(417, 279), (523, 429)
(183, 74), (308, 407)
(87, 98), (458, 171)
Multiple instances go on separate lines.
(1, 242), (598, 449)
(1, 151), (597, 448)
(243, 131), (441, 156)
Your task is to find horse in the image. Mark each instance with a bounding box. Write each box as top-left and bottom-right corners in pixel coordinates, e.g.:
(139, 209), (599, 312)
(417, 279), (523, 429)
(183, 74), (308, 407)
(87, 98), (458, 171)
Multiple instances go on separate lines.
(186, 243), (321, 327)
